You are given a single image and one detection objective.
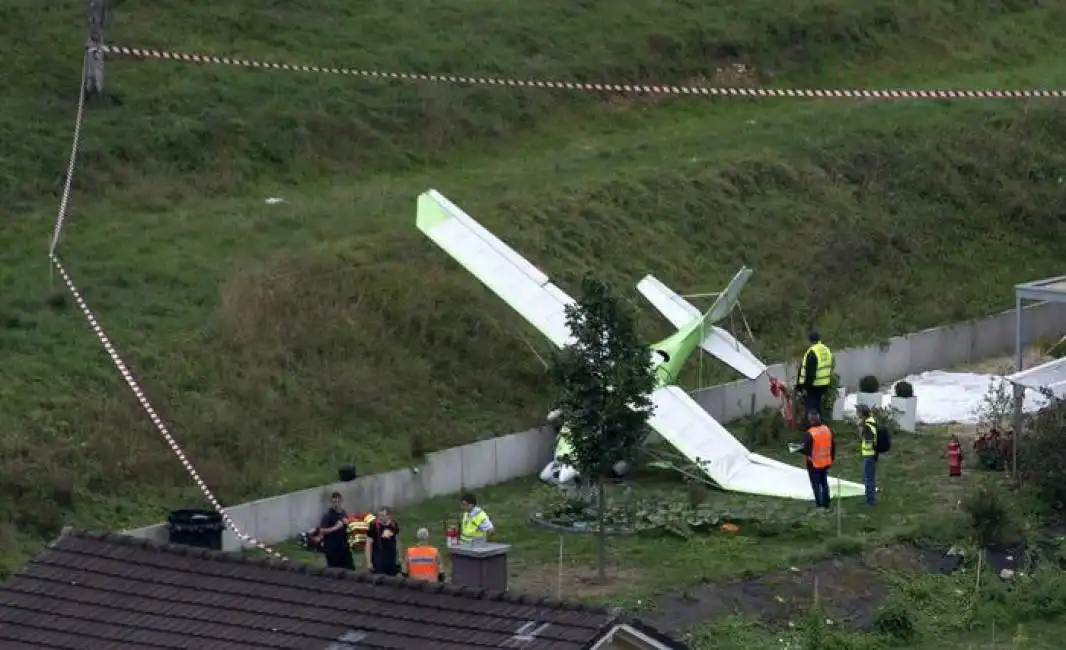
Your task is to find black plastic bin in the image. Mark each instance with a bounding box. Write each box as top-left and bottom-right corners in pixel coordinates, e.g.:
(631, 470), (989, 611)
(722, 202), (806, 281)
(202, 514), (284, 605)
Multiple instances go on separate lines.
(167, 509), (224, 550)
(338, 463), (357, 482)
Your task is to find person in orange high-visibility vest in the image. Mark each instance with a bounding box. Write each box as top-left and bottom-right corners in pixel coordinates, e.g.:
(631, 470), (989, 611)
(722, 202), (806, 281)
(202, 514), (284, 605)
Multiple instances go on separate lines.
(403, 528), (444, 583)
(801, 410), (836, 509)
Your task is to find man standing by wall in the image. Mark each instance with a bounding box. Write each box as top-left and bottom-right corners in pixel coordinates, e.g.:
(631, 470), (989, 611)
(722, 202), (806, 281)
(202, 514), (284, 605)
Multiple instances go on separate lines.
(801, 410), (835, 509)
(318, 492), (355, 570)
(459, 493), (495, 544)
(797, 331), (834, 419)
(856, 404), (879, 506)
(365, 506), (402, 576)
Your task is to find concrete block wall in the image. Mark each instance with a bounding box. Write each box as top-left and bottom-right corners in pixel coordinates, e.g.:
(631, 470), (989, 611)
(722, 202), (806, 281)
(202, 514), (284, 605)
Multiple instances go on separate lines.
(693, 301), (1066, 423)
(125, 301), (1066, 551)
(126, 426), (555, 551)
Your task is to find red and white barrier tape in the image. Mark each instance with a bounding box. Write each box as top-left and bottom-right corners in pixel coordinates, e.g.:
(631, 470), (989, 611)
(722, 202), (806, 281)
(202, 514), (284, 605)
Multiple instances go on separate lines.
(50, 256), (286, 559)
(49, 53), (87, 257)
(101, 43), (1066, 99)
(50, 50), (284, 559)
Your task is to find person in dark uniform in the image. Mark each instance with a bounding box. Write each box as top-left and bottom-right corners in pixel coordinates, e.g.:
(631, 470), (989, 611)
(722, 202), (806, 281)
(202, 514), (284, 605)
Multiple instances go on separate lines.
(364, 506), (402, 576)
(319, 492), (355, 570)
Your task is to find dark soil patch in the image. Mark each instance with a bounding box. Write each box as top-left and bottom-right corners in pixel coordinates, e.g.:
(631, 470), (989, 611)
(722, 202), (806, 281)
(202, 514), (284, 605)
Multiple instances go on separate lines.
(984, 541), (1030, 575)
(653, 556), (885, 633)
(865, 544), (962, 575)
(651, 544), (960, 634)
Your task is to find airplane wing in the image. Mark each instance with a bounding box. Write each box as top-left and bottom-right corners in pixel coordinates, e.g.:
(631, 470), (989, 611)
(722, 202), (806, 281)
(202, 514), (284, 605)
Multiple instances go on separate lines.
(647, 385), (865, 500)
(416, 189), (576, 349)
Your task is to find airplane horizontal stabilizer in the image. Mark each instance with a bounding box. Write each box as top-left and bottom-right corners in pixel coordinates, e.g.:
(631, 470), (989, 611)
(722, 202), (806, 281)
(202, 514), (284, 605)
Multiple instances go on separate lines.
(637, 272), (767, 379)
(701, 326), (766, 380)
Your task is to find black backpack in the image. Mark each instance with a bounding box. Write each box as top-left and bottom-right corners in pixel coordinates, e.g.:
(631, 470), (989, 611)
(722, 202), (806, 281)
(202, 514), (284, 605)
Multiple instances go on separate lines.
(874, 422), (892, 454)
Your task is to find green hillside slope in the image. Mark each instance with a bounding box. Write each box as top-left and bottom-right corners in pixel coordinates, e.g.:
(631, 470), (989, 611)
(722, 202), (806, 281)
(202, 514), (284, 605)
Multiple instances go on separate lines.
(2, 0), (1066, 573)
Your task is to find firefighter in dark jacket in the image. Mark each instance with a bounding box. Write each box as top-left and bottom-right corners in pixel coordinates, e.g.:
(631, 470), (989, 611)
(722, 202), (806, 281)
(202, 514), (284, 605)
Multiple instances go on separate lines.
(801, 410), (836, 509)
(796, 331), (834, 420)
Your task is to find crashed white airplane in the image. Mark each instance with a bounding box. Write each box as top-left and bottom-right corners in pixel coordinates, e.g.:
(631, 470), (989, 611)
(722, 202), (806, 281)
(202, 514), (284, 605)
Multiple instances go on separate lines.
(416, 189), (865, 501)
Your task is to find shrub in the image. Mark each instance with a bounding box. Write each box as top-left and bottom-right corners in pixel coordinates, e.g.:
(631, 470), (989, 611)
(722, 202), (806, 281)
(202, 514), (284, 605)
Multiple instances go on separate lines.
(998, 568), (1066, 622)
(742, 407), (788, 447)
(976, 376), (1014, 430)
(962, 482), (1012, 545)
(859, 375), (880, 393)
(974, 426), (1013, 471)
(893, 380), (914, 399)
(821, 372), (842, 416)
(1017, 396), (1066, 508)
(874, 601), (917, 642)
(870, 405), (898, 436)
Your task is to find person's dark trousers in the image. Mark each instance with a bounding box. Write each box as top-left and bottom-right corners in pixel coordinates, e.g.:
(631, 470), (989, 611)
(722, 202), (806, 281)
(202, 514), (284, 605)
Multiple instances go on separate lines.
(863, 456), (878, 505)
(807, 468), (830, 508)
(804, 386), (826, 418)
(325, 548), (355, 570)
(372, 562), (400, 576)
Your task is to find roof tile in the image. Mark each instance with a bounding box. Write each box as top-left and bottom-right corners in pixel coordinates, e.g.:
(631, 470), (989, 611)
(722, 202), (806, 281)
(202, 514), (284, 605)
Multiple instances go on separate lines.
(0, 529), (686, 649)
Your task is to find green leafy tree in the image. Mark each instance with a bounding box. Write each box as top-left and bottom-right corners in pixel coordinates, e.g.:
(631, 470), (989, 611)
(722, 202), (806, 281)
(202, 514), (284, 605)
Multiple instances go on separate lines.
(549, 274), (657, 581)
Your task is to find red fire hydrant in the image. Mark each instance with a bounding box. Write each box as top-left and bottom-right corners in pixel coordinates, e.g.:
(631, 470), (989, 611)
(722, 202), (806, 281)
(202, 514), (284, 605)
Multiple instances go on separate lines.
(947, 436), (963, 477)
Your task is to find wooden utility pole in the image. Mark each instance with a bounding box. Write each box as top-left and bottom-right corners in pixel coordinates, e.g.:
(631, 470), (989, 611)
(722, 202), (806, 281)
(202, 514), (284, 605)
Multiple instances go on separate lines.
(86, 0), (107, 98)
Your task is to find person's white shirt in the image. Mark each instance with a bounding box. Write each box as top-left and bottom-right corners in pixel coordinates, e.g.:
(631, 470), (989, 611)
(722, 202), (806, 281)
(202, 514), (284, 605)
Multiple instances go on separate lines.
(468, 506), (495, 535)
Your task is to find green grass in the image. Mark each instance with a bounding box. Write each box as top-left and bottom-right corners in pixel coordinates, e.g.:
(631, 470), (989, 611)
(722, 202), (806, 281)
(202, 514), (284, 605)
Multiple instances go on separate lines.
(266, 423), (977, 589)
(252, 424), (1066, 648)
(4, 0), (1066, 576)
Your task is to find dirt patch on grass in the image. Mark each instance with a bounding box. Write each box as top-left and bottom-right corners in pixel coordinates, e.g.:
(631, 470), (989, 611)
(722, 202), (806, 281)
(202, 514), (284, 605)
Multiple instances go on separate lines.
(865, 544), (962, 575)
(652, 556), (885, 633)
(510, 563), (650, 599)
(651, 544), (959, 634)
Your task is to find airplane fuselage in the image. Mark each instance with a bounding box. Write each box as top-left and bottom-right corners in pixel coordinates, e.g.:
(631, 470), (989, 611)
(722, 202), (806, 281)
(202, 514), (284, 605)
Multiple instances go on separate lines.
(547, 313), (712, 469)
(648, 312), (713, 387)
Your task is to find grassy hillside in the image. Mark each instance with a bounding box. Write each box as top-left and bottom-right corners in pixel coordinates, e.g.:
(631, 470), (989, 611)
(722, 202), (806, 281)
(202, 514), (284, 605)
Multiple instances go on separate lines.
(3, 0), (1066, 573)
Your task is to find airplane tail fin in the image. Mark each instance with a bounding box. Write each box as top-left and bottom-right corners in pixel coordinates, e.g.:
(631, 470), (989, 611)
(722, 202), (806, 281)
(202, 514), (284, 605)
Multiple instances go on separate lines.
(636, 268), (767, 380)
(704, 267), (753, 325)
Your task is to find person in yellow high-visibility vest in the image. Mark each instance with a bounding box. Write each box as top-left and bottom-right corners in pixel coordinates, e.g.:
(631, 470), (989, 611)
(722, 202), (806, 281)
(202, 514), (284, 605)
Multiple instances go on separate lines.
(796, 331), (834, 420)
(856, 404), (879, 506)
(459, 492), (495, 544)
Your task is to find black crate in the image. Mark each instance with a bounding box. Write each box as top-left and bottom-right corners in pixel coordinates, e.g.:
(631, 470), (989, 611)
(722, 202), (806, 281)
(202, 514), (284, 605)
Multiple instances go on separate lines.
(167, 509), (224, 550)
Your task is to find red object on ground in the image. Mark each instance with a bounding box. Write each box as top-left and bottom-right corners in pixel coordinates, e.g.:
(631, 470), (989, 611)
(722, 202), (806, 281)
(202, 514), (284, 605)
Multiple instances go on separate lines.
(947, 440), (963, 476)
(769, 376), (795, 428)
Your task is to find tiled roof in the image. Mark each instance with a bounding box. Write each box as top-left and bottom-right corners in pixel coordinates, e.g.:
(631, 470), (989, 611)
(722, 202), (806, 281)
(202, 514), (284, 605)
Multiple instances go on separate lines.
(0, 529), (685, 650)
